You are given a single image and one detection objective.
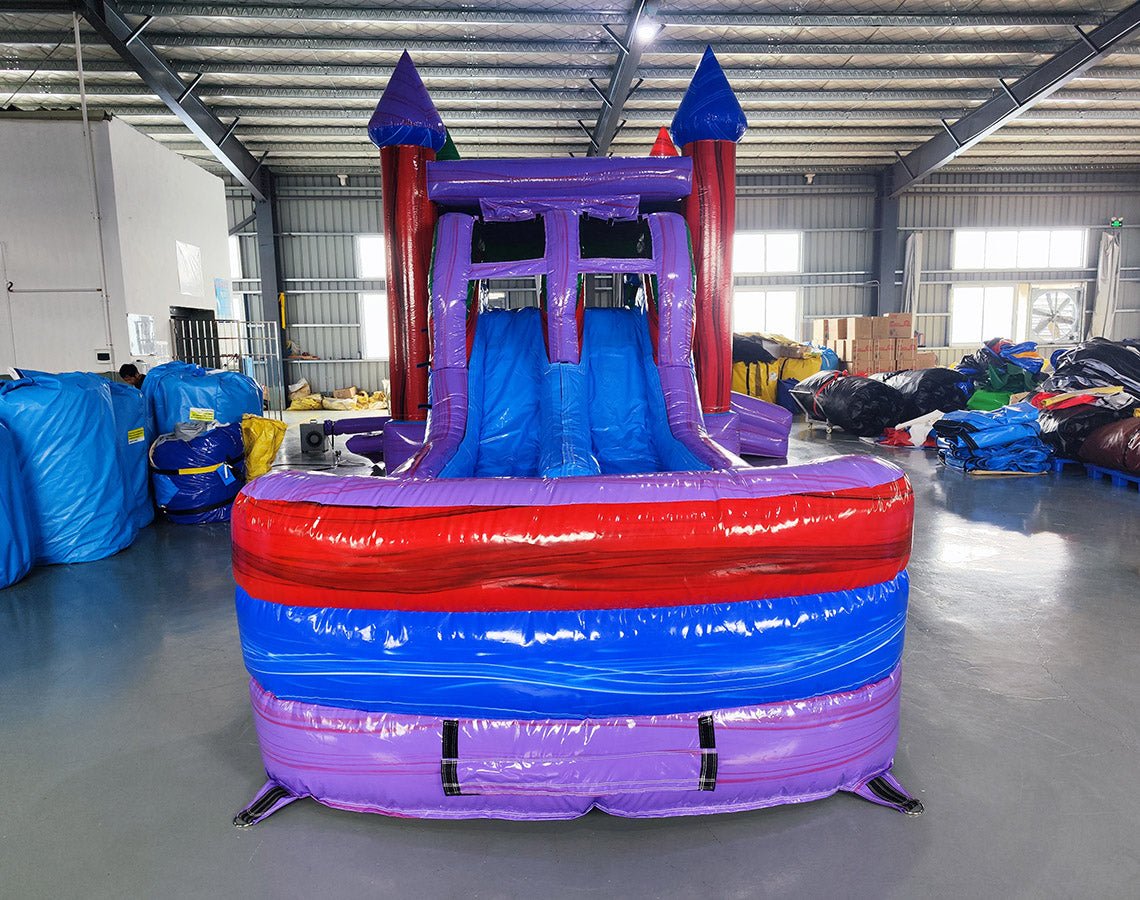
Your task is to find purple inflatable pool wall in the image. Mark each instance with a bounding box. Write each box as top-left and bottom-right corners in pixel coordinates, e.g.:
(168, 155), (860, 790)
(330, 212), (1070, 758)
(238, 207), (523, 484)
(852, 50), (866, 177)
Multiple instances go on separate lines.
(231, 49), (921, 826)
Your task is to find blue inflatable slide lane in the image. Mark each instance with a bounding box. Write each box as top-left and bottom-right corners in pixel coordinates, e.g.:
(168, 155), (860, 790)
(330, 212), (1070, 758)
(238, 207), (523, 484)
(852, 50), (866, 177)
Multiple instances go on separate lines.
(150, 423), (246, 524)
(0, 371), (137, 565)
(0, 421), (34, 589)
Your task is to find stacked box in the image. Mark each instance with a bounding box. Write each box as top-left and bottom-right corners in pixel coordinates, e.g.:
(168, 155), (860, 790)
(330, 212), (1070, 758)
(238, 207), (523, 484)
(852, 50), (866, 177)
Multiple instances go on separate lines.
(816, 315), (926, 373)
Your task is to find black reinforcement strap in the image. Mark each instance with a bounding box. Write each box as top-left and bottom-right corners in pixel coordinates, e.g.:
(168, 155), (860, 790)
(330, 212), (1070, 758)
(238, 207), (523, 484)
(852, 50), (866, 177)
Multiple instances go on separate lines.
(698, 714), (718, 791)
(441, 719), (461, 797)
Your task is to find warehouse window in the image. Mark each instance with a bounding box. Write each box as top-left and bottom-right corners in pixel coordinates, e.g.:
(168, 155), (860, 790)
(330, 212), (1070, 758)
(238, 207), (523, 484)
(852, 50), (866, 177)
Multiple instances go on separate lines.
(733, 290), (798, 338)
(949, 285), (1018, 344)
(359, 292), (389, 359)
(952, 229), (1085, 270)
(733, 232), (802, 274)
(355, 234), (386, 279)
(228, 235), (243, 280)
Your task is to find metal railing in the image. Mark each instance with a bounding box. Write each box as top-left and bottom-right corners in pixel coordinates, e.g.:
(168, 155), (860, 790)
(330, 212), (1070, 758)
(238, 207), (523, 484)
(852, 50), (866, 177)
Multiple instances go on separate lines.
(170, 316), (285, 417)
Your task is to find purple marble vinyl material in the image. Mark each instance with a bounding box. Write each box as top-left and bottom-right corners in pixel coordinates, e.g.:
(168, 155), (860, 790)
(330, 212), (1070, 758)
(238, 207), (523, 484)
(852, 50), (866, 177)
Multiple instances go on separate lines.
(430, 214), (474, 371)
(732, 392), (794, 458)
(480, 197), (641, 222)
(544, 209), (581, 364)
(249, 667), (901, 820)
(245, 453), (904, 508)
(367, 51), (446, 152)
(427, 158), (693, 204)
(703, 411), (741, 454)
(383, 419), (429, 476)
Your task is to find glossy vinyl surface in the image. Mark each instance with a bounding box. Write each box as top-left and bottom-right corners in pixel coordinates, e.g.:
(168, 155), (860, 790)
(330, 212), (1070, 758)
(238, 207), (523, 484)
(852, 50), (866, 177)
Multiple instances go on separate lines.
(250, 668), (900, 821)
(236, 573), (906, 719)
(108, 382), (154, 531)
(232, 473), (912, 613)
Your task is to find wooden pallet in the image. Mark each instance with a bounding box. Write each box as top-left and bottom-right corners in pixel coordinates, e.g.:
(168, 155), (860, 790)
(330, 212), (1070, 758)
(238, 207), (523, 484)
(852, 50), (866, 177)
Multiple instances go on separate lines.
(1085, 463), (1140, 493)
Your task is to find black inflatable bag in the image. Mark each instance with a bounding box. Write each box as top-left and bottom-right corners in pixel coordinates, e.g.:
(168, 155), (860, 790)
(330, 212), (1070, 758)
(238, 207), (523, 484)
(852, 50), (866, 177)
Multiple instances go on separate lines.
(1038, 404), (1136, 459)
(871, 368), (971, 416)
(791, 371), (915, 437)
(732, 334), (777, 365)
(1041, 339), (1140, 396)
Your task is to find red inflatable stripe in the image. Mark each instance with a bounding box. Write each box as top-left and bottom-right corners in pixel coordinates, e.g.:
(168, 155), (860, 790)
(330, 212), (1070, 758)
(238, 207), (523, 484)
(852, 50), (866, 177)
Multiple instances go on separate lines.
(684, 139), (736, 415)
(232, 478), (913, 612)
(380, 144), (435, 421)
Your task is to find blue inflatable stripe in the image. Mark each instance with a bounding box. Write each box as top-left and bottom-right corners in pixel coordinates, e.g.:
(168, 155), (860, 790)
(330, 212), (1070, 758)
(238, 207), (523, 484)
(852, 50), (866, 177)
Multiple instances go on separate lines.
(235, 572), (908, 719)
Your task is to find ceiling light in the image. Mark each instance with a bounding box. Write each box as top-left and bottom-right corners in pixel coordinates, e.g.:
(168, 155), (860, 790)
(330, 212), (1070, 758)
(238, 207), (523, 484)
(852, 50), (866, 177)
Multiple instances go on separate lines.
(635, 20), (660, 44)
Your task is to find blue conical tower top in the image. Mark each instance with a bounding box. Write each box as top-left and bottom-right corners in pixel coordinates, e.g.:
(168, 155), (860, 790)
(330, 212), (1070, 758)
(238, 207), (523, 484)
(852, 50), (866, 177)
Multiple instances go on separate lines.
(670, 46), (747, 148)
(368, 51), (447, 152)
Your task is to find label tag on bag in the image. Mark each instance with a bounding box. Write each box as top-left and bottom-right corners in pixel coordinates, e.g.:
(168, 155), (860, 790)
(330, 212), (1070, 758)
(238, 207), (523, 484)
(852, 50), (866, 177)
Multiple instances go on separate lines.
(189, 407), (215, 422)
(127, 427), (145, 444)
(218, 464), (236, 485)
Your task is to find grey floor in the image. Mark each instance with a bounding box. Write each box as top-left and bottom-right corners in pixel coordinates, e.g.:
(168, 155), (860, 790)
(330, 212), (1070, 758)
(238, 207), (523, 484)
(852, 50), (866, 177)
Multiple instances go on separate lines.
(3, 424), (1139, 899)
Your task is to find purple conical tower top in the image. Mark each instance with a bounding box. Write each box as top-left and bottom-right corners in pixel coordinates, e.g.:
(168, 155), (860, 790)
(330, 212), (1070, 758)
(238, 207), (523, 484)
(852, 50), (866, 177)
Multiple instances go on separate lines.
(368, 50), (447, 152)
(670, 46), (748, 148)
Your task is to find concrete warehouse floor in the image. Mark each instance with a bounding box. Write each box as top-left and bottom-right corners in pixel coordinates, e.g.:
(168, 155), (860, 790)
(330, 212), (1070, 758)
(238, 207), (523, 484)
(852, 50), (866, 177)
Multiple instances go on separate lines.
(2, 425), (1138, 899)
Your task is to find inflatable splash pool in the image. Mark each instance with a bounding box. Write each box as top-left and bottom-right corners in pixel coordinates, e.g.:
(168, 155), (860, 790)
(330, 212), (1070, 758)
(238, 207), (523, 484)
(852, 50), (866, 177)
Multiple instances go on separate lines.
(231, 49), (920, 825)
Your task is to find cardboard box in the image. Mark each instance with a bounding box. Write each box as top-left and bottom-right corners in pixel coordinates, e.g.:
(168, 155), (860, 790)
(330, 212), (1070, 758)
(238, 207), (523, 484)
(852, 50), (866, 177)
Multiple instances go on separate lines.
(332, 386), (358, 399)
(830, 317), (846, 340)
(873, 339), (894, 355)
(811, 319), (829, 344)
(893, 337), (917, 356)
(872, 316), (893, 339)
(915, 350), (939, 368)
(872, 352), (896, 372)
(846, 316), (875, 340)
(882, 312), (914, 338)
(832, 339), (848, 361)
(894, 353), (917, 371)
(848, 339), (873, 357)
(848, 353), (874, 374)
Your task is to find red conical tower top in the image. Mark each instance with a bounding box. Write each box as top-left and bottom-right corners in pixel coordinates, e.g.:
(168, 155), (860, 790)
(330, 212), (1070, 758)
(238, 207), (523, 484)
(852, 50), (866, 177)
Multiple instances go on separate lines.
(649, 126), (679, 157)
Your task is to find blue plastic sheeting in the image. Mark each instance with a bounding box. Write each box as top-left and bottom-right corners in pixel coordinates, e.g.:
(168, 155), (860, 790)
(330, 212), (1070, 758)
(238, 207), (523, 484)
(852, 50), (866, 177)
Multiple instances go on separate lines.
(670, 46), (748, 148)
(0, 372), (136, 564)
(0, 422), (34, 589)
(108, 383), (154, 530)
(142, 361), (262, 435)
(584, 308), (708, 474)
(235, 571), (908, 720)
(150, 423), (246, 524)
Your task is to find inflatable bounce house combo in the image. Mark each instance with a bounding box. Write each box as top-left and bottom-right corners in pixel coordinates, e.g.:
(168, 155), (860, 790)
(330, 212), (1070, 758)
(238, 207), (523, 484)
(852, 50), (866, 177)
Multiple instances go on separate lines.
(231, 49), (921, 824)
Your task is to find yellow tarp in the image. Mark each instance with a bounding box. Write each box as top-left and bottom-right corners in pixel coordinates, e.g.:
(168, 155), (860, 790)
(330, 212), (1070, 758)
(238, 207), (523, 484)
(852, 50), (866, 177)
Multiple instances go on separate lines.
(731, 357), (823, 403)
(241, 413), (288, 480)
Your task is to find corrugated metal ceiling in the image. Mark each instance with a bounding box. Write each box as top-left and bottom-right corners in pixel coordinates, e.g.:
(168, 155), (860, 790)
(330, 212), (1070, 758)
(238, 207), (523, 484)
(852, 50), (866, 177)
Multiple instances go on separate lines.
(2, 0), (1140, 176)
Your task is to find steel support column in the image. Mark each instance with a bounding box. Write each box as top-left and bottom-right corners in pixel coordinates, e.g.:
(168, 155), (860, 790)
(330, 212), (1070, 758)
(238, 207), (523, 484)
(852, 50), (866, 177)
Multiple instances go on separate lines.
(887, 0), (1140, 196)
(252, 171), (283, 326)
(873, 171), (901, 314)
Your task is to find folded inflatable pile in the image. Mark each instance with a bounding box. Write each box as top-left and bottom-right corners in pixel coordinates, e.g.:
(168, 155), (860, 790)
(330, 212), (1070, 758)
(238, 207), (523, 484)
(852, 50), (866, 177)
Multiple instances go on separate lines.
(231, 50), (920, 825)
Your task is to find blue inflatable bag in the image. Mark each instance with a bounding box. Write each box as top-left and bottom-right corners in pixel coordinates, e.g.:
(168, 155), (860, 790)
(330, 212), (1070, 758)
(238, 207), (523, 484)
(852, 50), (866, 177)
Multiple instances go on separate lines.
(143, 361), (262, 435)
(0, 421), (34, 588)
(150, 422), (246, 524)
(108, 382), (154, 530)
(0, 371), (136, 564)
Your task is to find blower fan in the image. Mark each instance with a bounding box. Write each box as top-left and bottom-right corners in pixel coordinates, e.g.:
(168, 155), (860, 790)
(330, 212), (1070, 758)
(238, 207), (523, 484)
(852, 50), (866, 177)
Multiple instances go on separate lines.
(1030, 288), (1081, 342)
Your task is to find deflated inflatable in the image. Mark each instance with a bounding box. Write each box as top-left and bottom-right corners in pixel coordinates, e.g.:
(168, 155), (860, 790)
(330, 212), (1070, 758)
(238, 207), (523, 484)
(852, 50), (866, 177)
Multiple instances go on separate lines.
(0, 421), (34, 589)
(231, 50), (920, 827)
(791, 371), (914, 437)
(0, 371), (136, 564)
(143, 361), (262, 435)
(151, 423), (246, 524)
(109, 382), (154, 530)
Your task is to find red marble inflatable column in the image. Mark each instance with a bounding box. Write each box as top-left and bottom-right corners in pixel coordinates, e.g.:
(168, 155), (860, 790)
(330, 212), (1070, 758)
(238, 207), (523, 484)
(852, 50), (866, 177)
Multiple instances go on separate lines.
(670, 46), (747, 416)
(682, 139), (736, 415)
(380, 144), (436, 421)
